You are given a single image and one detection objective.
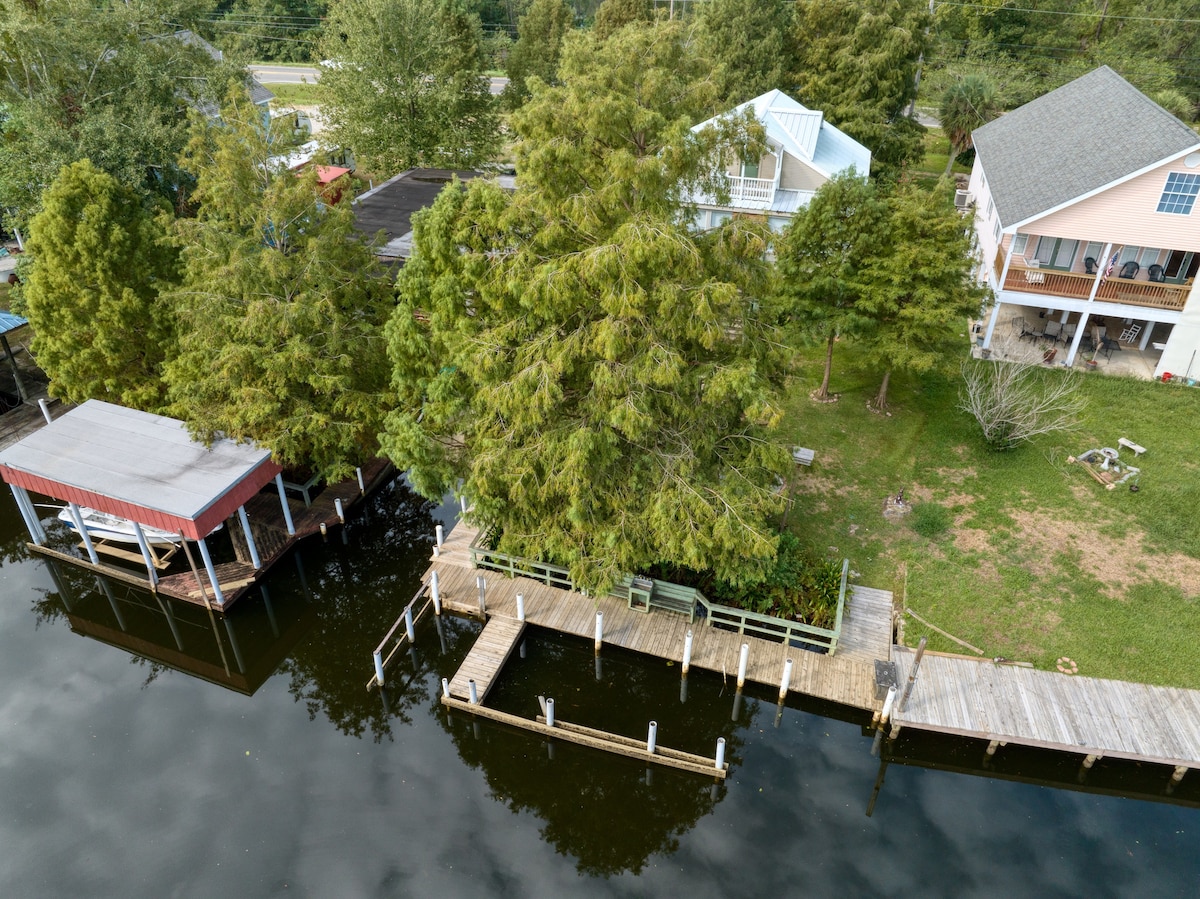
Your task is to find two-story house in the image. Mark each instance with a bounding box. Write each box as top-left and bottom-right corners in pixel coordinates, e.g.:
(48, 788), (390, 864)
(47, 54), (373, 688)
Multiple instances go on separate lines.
(688, 89), (871, 233)
(973, 66), (1200, 379)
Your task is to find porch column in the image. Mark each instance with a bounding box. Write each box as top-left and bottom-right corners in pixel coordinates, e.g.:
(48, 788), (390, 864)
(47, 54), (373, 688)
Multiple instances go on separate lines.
(10, 485), (45, 544)
(196, 536), (226, 606)
(1065, 311), (1091, 366)
(982, 302), (1003, 350)
(67, 502), (100, 565)
(274, 474), (296, 536)
(238, 505), (262, 569)
(983, 235), (1019, 350)
(131, 522), (160, 588)
(1085, 242), (1113, 304)
(1139, 324), (1154, 351)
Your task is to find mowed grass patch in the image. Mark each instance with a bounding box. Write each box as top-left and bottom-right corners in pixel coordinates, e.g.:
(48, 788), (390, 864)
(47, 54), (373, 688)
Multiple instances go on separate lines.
(268, 82), (323, 107)
(777, 343), (1200, 687)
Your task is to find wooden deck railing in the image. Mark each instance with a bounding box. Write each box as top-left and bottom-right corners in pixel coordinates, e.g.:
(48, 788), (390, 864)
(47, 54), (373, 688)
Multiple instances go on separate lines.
(725, 174), (775, 203)
(467, 532), (848, 653)
(996, 263), (1189, 311)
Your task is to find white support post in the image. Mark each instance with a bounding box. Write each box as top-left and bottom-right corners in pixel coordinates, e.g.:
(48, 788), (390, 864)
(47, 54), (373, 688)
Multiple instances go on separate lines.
(715, 737), (726, 771)
(373, 651), (385, 687)
(435, 524), (444, 549)
(441, 677), (450, 699)
(468, 679), (479, 705)
(131, 522), (160, 587)
(404, 605), (415, 642)
(682, 630), (693, 675)
(647, 721), (658, 754)
(37, 398), (52, 424)
(196, 536), (226, 606)
(274, 474), (295, 536)
(736, 643), (749, 689)
(476, 575), (486, 614)
(594, 611), (604, 653)
(779, 658), (793, 701)
(334, 497), (345, 524)
(1139, 323), (1154, 352)
(516, 592), (525, 621)
(460, 495), (468, 514)
(431, 571), (442, 615)
(67, 502), (99, 565)
(356, 467), (365, 495)
(545, 698), (555, 727)
(10, 485), (45, 545)
(1066, 311), (1091, 366)
(237, 506), (262, 569)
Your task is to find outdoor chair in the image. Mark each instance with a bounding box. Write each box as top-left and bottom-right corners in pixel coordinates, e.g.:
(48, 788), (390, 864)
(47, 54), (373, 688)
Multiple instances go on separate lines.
(1084, 257), (1097, 274)
(1119, 260), (1140, 279)
(1147, 264), (1165, 282)
(1059, 322), (1077, 346)
(1095, 327), (1121, 360)
(1118, 324), (1142, 344)
(1042, 320), (1063, 343)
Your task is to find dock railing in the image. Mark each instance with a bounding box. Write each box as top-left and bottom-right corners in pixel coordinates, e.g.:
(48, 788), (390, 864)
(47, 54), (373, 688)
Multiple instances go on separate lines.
(467, 530), (849, 654)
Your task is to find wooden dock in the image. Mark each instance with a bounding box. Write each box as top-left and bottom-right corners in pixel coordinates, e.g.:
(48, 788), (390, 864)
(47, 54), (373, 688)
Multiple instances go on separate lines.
(446, 615), (526, 703)
(891, 647), (1200, 775)
(429, 520), (892, 713)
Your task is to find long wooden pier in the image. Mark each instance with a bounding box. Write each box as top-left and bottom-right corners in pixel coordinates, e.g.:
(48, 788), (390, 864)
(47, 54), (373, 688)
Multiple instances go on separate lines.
(891, 647), (1200, 776)
(429, 520), (891, 713)
(427, 519), (1200, 781)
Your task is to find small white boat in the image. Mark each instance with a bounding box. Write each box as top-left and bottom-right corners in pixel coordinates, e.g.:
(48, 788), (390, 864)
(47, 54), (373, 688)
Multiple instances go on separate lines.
(57, 506), (185, 546)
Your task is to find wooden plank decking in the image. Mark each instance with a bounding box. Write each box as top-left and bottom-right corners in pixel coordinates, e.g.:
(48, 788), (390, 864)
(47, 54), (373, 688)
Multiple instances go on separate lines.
(431, 521), (886, 712)
(447, 615), (526, 702)
(892, 647), (1200, 770)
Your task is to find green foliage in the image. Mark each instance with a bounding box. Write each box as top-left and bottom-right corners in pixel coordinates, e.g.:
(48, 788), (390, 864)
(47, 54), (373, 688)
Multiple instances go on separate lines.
(790, 0), (931, 177)
(938, 75), (998, 175)
(0, 0), (245, 228)
(21, 160), (178, 410)
(707, 533), (843, 628)
(165, 95), (393, 480)
(503, 0), (574, 110)
(857, 182), (988, 409)
(381, 20), (791, 594)
(694, 0), (793, 106)
(775, 172), (889, 398)
(909, 502), (951, 540)
(215, 0), (327, 63)
(592, 0), (652, 40)
(318, 0), (500, 174)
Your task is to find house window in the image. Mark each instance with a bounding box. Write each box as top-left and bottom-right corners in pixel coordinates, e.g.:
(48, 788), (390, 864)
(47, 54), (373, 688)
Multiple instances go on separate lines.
(993, 220), (1001, 243)
(742, 159), (760, 179)
(985, 195), (994, 220)
(1013, 233), (1029, 256)
(1156, 172), (1200, 214)
(1139, 247), (1162, 267)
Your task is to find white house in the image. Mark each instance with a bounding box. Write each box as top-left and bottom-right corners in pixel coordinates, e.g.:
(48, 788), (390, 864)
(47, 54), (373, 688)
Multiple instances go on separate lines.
(687, 90), (871, 233)
(972, 66), (1200, 379)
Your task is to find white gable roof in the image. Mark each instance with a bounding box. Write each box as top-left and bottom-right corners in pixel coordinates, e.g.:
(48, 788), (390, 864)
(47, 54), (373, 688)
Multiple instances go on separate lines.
(694, 89), (872, 179)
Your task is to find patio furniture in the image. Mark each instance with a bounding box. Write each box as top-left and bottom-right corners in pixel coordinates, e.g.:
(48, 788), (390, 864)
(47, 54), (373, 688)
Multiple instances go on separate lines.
(1024, 268), (1046, 285)
(1084, 257), (1097, 274)
(1118, 324), (1142, 344)
(1147, 264), (1165, 282)
(1119, 260), (1140, 279)
(1042, 320), (1063, 343)
(1059, 322), (1077, 346)
(1094, 326), (1120, 360)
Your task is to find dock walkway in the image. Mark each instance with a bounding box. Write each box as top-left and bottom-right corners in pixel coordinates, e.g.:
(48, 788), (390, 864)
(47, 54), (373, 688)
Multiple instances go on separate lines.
(431, 521), (888, 712)
(447, 615), (525, 703)
(892, 647), (1200, 772)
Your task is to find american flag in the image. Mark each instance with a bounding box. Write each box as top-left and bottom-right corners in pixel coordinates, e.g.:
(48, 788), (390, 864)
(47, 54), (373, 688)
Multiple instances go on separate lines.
(1099, 249), (1121, 286)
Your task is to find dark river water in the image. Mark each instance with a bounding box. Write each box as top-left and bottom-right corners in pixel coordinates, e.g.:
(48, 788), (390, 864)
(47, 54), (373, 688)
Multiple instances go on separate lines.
(1, 476), (1197, 897)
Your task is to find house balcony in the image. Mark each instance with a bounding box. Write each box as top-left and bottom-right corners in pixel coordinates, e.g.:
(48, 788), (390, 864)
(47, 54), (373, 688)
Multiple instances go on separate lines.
(995, 261), (1190, 312)
(725, 175), (775, 204)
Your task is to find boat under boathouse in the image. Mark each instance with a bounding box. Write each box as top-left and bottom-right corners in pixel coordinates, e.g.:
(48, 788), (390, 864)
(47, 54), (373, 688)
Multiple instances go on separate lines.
(0, 400), (295, 611)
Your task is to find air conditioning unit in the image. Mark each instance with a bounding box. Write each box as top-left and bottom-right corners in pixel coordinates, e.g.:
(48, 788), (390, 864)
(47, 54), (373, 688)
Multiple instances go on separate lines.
(954, 189), (971, 209)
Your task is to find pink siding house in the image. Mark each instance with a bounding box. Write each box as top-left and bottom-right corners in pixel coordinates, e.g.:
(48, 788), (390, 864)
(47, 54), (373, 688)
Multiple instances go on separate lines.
(972, 66), (1200, 379)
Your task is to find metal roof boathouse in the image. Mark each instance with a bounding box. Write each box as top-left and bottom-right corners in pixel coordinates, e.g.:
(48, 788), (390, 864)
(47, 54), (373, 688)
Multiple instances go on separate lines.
(0, 400), (296, 610)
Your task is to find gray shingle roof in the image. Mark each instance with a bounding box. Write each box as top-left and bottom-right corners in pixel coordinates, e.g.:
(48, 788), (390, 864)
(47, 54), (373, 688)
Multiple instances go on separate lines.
(972, 66), (1200, 228)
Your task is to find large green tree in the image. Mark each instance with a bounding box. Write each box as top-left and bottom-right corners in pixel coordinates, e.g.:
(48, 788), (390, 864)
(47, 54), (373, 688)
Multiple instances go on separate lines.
(694, 0), (793, 106)
(776, 172), (888, 401)
(381, 21), (790, 593)
(790, 0), (930, 177)
(21, 160), (179, 410)
(318, 0), (499, 175)
(501, 0), (574, 110)
(858, 183), (986, 411)
(165, 96), (393, 480)
(0, 0), (240, 229)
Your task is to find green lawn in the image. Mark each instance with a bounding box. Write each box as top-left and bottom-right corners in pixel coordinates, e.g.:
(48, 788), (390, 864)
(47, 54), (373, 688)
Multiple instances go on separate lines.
(777, 344), (1200, 688)
(268, 82), (323, 107)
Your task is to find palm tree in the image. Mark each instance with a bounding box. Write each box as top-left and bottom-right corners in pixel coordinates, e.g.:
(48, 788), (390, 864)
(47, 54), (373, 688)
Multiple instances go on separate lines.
(940, 76), (998, 175)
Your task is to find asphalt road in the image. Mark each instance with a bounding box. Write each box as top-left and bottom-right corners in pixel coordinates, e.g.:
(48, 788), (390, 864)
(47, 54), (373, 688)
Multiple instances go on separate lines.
(248, 65), (509, 95)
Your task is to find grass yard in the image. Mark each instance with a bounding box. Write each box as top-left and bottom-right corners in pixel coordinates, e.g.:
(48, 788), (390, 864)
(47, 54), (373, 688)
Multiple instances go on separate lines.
(776, 342), (1200, 689)
(268, 82), (323, 107)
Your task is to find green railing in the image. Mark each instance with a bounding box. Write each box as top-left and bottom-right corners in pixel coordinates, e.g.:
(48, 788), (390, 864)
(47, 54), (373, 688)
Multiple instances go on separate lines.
(467, 531), (849, 654)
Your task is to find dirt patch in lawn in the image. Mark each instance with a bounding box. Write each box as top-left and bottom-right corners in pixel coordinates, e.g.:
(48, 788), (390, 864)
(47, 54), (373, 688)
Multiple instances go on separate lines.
(1009, 509), (1200, 598)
